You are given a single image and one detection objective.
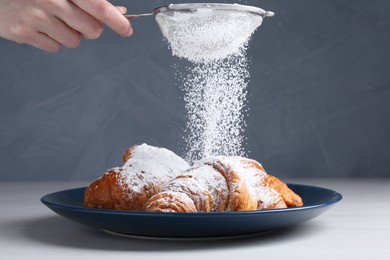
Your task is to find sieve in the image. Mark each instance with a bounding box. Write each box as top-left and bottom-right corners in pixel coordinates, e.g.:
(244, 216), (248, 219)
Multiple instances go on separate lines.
(124, 3), (274, 20)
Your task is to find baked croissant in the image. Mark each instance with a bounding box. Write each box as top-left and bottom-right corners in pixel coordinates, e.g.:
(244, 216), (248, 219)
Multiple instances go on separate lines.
(144, 156), (303, 212)
(84, 144), (190, 210)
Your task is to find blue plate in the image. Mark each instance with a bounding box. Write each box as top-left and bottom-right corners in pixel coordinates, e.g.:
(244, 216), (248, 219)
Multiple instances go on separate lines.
(41, 184), (342, 238)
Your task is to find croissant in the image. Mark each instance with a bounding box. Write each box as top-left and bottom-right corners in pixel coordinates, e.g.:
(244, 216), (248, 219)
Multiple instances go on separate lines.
(144, 156), (303, 212)
(84, 144), (190, 210)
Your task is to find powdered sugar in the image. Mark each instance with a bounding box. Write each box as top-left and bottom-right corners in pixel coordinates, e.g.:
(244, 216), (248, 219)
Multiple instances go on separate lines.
(118, 144), (189, 195)
(154, 164), (229, 212)
(156, 8), (262, 63)
(197, 156), (285, 210)
(156, 7), (263, 163)
(181, 52), (250, 162)
(222, 157), (286, 209)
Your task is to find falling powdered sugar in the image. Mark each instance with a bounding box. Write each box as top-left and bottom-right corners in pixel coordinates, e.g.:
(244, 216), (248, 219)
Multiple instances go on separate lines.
(156, 7), (263, 163)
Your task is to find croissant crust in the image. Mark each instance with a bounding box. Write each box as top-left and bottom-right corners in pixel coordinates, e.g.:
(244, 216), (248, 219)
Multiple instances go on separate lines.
(84, 145), (303, 213)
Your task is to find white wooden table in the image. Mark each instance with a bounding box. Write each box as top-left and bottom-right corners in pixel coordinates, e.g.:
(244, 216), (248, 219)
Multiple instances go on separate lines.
(0, 179), (389, 260)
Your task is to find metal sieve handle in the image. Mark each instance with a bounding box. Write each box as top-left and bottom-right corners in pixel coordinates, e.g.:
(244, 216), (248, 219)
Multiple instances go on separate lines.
(124, 3), (274, 20)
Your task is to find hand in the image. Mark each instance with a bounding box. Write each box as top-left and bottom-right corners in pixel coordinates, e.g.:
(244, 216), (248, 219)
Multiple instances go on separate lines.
(0, 0), (133, 52)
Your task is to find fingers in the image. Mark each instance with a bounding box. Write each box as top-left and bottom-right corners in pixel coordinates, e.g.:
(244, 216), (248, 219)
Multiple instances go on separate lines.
(22, 7), (81, 49)
(26, 33), (61, 53)
(0, 0), (132, 52)
(50, 0), (103, 40)
(7, 8), (74, 52)
(70, 0), (133, 37)
(52, 3), (128, 40)
(115, 6), (127, 14)
(37, 17), (81, 48)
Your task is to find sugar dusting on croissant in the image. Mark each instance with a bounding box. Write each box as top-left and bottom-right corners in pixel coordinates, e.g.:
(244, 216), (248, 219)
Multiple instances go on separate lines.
(84, 144), (303, 212)
(84, 144), (189, 210)
(144, 156), (299, 213)
(144, 164), (230, 212)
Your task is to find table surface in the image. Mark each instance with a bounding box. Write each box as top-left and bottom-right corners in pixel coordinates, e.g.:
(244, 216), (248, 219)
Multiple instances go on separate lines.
(0, 179), (389, 260)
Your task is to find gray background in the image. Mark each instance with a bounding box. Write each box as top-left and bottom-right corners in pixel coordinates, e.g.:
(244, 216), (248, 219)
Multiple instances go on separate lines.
(0, 0), (389, 181)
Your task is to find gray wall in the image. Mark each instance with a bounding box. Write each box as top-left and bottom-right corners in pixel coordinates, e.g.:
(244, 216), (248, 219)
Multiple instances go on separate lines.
(0, 0), (389, 181)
